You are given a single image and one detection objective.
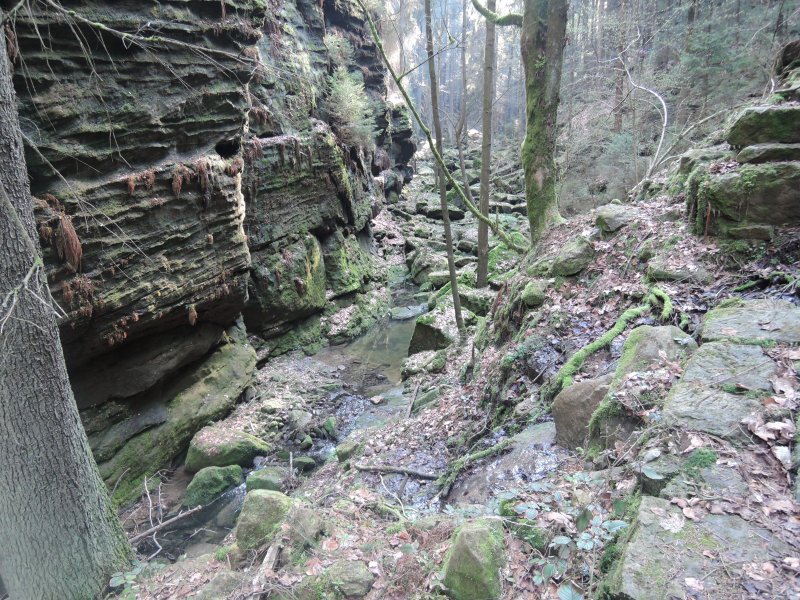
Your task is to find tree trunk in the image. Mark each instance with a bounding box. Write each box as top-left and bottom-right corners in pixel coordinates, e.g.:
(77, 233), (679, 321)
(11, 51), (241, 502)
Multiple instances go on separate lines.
(476, 0), (497, 288)
(425, 0), (464, 332)
(521, 0), (568, 243)
(0, 13), (131, 599)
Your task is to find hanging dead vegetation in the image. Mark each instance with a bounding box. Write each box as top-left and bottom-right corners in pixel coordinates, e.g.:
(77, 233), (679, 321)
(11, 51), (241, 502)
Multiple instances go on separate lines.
(54, 213), (83, 273)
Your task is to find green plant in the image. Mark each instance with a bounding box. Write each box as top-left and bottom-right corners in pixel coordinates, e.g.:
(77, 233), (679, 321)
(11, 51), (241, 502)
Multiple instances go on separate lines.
(324, 33), (354, 68)
(109, 560), (145, 599)
(325, 67), (377, 148)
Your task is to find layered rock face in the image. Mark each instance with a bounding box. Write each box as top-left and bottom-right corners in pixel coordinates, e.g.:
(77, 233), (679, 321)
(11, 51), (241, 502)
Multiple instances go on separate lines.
(683, 40), (800, 239)
(10, 0), (413, 499)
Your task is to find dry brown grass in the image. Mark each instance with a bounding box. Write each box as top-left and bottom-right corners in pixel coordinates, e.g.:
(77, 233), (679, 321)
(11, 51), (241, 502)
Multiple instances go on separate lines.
(54, 214), (82, 273)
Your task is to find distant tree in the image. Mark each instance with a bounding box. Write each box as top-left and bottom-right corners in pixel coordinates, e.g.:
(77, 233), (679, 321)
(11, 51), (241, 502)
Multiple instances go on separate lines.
(472, 0), (569, 243)
(425, 0), (465, 332)
(0, 8), (131, 598)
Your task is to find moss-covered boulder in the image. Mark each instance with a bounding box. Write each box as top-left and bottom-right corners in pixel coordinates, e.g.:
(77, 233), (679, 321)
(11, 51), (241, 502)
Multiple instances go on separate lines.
(246, 466), (287, 492)
(335, 440), (360, 463)
(590, 326), (696, 448)
(185, 426), (271, 472)
(442, 518), (505, 600)
(409, 298), (474, 355)
(235, 490), (293, 551)
(458, 287), (496, 316)
(184, 465), (242, 507)
(736, 143), (800, 163)
(646, 254), (712, 285)
(551, 235), (594, 276)
(726, 105), (800, 146)
(686, 162), (800, 237)
(409, 247), (449, 285)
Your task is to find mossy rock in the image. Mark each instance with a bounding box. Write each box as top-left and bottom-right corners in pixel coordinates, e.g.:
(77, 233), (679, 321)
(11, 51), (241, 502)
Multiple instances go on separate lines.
(702, 298), (800, 344)
(185, 426), (271, 472)
(596, 204), (638, 234)
(246, 466), (287, 492)
(551, 235), (594, 276)
(184, 465), (242, 507)
(726, 105), (800, 146)
(442, 518), (505, 600)
(321, 230), (373, 298)
(736, 143), (800, 163)
(458, 287), (496, 316)
(99, 340), (256, 506)
(520, 279), (547, 308)
(235, 490), (293, 551)
(335, 440), (360, 463)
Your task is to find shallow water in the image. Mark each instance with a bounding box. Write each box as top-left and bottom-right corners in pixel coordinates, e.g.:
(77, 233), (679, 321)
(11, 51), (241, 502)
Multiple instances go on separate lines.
(152, 281), (425, 559)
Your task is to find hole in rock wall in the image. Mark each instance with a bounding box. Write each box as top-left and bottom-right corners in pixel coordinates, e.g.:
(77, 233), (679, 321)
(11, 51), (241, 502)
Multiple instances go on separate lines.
(215, 138), (241, 159)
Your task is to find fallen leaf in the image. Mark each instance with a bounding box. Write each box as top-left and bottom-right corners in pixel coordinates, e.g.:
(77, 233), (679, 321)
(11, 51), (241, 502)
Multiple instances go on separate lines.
(322, 537), (339, 552)
(685, 577), (705, 591)
(671, 497), (688, 509)
(772, 446), (792, 469)
(305, 557), (324, 576)
(682, 507), (700, 521)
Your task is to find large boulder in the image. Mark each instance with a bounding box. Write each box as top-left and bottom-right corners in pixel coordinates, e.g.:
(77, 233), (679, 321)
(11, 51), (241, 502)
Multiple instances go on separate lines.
(551, 236), (595, 276)
(736, 143), (800, 163)
(408, 299), (473, 355)
(686, 162), (800, 236)
(235, 490), (293, 551)
(97, 339), (256, 504)
(590, 326), (697, 448)
(726, 105), (800, 146)
(601, 496), (790, 600)
(184, 465), (242, 508)
(246, 466), (287, 492)
(702, 299), (800, 344)
(552, 374), (613, 449)
(185, 426), (271, 472)
(442, 518), (506, 600)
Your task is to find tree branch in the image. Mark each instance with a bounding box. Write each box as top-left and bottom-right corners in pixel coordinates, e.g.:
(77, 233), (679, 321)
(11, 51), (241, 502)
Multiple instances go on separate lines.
(470, 0), (523, 26)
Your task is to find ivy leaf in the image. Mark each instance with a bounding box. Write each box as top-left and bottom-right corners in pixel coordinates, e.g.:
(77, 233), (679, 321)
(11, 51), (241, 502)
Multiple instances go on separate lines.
(576, 508), (592, 532)
(612, 499), (627, 517)
(558, 584), (584, 600)
(604, 520), (629, 533)
(551, 535), (572, 546)
(641, 466), (664, 480)
(109, 576), (126, 588)
(542, 562), (557, 580)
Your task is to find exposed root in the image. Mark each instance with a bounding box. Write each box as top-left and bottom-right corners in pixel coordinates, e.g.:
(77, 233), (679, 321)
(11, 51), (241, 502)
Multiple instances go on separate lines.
(436, 438), (512, 493)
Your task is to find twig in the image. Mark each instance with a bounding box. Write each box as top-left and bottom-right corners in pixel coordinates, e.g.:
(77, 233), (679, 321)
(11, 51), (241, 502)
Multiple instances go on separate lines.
(128, 505), (203, 544)
(405, 381), (422, 418)
(354, 462), (438, 480)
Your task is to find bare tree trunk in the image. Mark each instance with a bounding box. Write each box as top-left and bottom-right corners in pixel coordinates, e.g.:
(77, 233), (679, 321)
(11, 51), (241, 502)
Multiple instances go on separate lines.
(521, 0), (568, 243)
(425, 0), (464, 332)
(0, 14), (131, 598)
(476, 0), (497, 287)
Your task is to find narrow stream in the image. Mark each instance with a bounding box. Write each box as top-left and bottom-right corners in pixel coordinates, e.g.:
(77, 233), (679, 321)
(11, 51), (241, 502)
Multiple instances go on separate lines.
(138, 280), (427, 561)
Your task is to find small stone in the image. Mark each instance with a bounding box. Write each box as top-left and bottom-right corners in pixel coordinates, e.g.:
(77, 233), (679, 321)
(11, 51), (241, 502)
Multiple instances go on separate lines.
(325, 560), (375, 598)
(596, 204), (637, 233)
(322, 416), (336, 437)
(641, 448), (662, 463)
(293, 456), (316, 472)
(246, 466), (286, 492)
(299, 435), (313, 450)
(552, 374), (613, 449)
(336, 440), (360, 463)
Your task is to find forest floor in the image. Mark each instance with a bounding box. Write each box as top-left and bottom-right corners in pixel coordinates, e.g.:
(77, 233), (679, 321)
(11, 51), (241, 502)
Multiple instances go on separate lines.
(117, 148), (800, 600)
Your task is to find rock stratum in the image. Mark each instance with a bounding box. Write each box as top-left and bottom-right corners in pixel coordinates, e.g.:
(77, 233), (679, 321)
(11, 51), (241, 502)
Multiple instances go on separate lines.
(9, 0), (413, 499)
